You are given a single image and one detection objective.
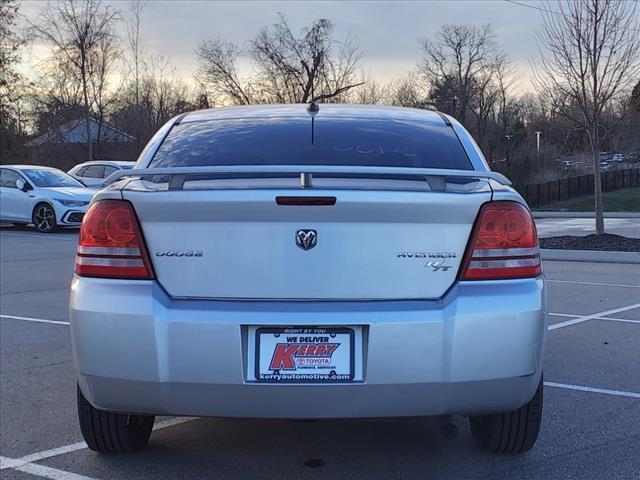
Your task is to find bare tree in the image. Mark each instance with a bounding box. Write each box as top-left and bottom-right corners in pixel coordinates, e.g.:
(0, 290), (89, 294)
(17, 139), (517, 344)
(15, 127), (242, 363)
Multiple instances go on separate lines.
(534, 0), (640, 234)
(89, 34), (119, 152)
(388, 74), (429, 108)
(30, 51), (85, 162)
(0, 0), (21, 78)
(40, 53), (81, 94)
(346, 74), (387, 104)
(250, 15), (364, 103)
(1, 0), (26, 160)
(30, 0), (120, 161)
(126, 1), (145, 107)
(125, 0), (146, 152)
(196, 15), (364, 106)
(419, 24), (502, 125)
(195, 39), (253, 105)
(141, 54), (190, 129)
(632, 80), (640, 113)
(488, 61), (520, 164)
(495, 62), (517, 140)
(469, 69), (499, 149)
(111, 53), (193, 147)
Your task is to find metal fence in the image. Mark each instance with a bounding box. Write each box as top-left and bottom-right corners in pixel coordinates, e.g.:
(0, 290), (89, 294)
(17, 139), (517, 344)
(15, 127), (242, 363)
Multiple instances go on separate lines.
(515, 167), (640, 208)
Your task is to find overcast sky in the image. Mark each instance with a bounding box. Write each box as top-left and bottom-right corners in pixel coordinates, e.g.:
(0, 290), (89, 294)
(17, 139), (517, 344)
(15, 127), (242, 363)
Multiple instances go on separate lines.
(19, 0), (547, 92)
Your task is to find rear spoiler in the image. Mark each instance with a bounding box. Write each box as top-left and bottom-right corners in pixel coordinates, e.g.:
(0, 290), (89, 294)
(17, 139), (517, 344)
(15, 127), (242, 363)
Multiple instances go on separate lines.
(104, 165), (511, 189)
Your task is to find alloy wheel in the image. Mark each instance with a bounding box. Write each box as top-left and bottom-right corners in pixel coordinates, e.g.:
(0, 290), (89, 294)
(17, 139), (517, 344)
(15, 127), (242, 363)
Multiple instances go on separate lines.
(33, 204), (56, 233)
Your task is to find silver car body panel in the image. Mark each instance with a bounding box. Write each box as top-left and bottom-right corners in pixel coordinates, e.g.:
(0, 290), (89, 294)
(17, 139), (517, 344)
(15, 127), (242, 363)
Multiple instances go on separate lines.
(123, 185), (491, 300)
(70, 105), (546, 419)
(71, 275), (545, 418)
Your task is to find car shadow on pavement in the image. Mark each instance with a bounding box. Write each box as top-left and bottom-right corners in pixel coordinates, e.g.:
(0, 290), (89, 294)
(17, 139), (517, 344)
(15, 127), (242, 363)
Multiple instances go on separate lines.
(46, 417), (513, 480)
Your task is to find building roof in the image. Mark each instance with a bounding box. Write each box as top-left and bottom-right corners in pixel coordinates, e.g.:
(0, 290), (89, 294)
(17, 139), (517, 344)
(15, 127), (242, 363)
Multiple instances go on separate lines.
(26, 118), (135, 146)
(2, 165), (62, 171)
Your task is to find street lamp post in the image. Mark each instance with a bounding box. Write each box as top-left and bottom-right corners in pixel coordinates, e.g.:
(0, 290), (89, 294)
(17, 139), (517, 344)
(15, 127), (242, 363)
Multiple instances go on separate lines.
(535, 131), (542, 160)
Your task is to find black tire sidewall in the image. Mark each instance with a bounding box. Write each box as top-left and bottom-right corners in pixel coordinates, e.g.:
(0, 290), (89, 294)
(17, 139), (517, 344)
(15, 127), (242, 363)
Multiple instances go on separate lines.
(469, 374), (543, 454)
(76, 384), (155, 453)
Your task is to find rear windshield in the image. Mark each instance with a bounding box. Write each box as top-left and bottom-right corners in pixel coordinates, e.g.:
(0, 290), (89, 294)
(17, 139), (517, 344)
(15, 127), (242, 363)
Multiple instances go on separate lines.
(149, 117), (472, 170)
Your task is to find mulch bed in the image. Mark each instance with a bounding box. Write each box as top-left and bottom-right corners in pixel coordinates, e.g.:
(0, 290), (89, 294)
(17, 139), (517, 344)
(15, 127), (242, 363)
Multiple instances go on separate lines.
(539, 233), (640, 252)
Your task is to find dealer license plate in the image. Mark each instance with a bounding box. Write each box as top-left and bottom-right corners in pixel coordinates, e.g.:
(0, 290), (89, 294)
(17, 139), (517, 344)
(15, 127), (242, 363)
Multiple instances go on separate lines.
(255, 327), (354, 383)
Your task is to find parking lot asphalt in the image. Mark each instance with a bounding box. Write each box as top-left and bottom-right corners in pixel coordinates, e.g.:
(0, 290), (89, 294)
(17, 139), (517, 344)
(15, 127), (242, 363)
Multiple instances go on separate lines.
(1, 226), (639, 480)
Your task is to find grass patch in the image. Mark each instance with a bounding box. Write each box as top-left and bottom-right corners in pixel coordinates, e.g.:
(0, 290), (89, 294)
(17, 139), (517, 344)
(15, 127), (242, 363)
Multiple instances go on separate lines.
(535, 187), (640, 212)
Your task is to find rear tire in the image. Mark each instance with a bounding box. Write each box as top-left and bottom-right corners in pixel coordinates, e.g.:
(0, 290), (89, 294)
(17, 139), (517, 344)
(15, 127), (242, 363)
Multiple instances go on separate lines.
(77, 384), (155, 453)
(469, 375), (543, 454)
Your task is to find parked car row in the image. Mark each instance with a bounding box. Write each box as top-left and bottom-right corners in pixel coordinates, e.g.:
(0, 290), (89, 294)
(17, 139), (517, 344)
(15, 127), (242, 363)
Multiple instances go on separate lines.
(0, 161), (134, 232)
(600, 151), (640, 163)
(555, 151), (640, 174)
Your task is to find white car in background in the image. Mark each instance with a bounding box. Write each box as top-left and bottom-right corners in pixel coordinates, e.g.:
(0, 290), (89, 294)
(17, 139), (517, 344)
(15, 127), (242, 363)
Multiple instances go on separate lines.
(68, 160), (135, 187)
(0, 165), (95, 232)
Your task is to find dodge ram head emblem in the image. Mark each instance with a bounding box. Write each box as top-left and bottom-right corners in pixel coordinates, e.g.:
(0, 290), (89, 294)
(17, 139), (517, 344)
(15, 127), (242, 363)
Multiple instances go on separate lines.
(296, 229), (317, 251)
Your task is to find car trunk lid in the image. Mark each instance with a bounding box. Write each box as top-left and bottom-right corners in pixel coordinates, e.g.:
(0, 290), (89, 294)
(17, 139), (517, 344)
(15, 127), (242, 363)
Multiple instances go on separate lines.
(123, 180), (491, 299)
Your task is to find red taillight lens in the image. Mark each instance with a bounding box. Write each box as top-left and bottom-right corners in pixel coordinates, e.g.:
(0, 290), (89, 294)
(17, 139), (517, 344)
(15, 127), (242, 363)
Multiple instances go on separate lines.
(460, 201), (541, 280)
(75, 200), (154, 279)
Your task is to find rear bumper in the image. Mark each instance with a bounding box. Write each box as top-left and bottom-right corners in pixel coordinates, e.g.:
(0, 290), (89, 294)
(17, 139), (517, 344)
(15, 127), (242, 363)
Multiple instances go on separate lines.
(70, 277), (547, 418)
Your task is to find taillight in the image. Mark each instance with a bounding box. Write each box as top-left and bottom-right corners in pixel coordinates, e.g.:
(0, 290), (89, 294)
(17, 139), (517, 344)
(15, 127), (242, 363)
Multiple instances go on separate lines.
(75, 200), (154, 279)
(460, 201), (541, 280)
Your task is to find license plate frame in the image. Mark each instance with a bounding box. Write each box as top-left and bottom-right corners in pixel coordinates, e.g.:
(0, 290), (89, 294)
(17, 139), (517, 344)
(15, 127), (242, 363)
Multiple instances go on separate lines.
(254, 327), (355, 383)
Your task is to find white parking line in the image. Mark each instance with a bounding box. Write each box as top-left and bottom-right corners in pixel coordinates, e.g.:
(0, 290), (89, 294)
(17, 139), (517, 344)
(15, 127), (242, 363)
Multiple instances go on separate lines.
(597, 317), (640, 324)
(0, 315), (70, 326)
(545, 382), (640, 399)
(548, 303), (640, 330)
(0, 385), (636, 478)
(15, 462), (96, 480)
(2, 442), (87, 469)
(0, 232), (76, 241)
(547, 279), (640, 288)
(550, 312), (639, 324)
(0, 456), (26, 470)
(1, 457), (95, 479)
(0, 417), (197, 471)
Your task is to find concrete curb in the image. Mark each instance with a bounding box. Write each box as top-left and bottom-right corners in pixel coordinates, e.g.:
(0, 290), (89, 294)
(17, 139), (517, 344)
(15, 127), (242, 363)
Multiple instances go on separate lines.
(533, 212), (640, 219)
(541, 249), (640, 264)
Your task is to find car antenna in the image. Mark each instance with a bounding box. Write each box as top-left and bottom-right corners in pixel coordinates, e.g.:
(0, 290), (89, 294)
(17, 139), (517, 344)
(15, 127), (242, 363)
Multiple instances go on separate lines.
(301, 84), (319, 188)
(306, 82), (319, 145)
